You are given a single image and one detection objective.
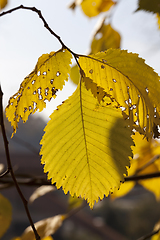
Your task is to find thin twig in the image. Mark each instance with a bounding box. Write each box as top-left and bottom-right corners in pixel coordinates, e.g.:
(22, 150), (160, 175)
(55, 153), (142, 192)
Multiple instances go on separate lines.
(0, 85), (40, 240)
(0, 5), (79, 57)
(124, 171), (160, 182)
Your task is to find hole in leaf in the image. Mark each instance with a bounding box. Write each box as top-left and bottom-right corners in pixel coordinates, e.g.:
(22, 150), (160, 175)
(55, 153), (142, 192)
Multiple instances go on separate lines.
(33, 91), (36, 95)
(24, 107), (27, 113)
(38, 88), (41, 94)
(101, 65), (105, 69)
(113, 79), (117, 83)
(43, 72), (47, 75)
(95, 32), (102, 40)
(50, 79), (54, 84)
(56, 71), (61, 77)
(89, 69), (93, 74)
(39, 94), (43, 100)
(27, 87), (30, 90)
(147, 114), (149, 119)
(110, 88), (113, 91)
(37, 71), (41, 76)
(135, 120), (139, 125)
(145, 87), (149, 94)
(45, 88), (49, 96)
(102, 59), (107, 63)
(32, 80), (35, 85)
(29, 106), (32, 111)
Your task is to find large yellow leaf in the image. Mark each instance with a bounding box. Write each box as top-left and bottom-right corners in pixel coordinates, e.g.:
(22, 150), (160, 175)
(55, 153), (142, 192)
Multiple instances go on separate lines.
(0, 0), (7, 9)
(6, 49), (72, 136)
(40, 78), (133, 208)
(91, 23), (121, 54)
(0, 194), (12, 238)
(79, 49), (160, 138)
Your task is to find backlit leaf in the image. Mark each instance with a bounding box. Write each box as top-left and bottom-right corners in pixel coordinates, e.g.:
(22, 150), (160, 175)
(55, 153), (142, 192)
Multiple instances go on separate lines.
(81, 0), (115, 17)
(132, 132), (160, 199)
(0, 194), (12, 238)
(21, 215), (64, 240)
(70, 0), (115, 17)
(40, 78), (133, 208)
(79, 49), (160, 138)
(0, 0), (7, 10)
(113, 132), (160, 200)
(6, 49), (72, 136)
(29, 186), (56, 204)
(91, 23), (121, 54)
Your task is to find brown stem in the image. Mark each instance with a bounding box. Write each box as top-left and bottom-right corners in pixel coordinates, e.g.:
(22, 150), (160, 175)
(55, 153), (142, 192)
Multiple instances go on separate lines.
(0, 85), (40, 240)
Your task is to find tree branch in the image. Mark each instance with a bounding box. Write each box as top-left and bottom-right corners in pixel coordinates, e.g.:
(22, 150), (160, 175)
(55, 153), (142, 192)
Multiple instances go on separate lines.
(0, 85), (40, 240)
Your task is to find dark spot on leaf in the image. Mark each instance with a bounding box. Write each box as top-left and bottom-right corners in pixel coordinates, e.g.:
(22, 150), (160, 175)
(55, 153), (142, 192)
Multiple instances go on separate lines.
(102, 59), (107, 63)
(50, 79), (54, 84)
(101, 65), (105, 69)
(27, 87), (30, 90)
(110, 88), (113, 91)
(24, 107), (27, 113)
(89, 69), (93, 74)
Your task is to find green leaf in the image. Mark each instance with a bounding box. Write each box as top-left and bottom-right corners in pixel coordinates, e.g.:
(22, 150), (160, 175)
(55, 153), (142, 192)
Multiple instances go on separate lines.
(40, 78), (133, 208)
(5, 49), (72, 136)
(0, 194), (12, 238)
(79, 49), (160, 138)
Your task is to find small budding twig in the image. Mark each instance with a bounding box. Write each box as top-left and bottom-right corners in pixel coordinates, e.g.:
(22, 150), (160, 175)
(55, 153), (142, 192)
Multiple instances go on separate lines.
(0, 85), (40, 240)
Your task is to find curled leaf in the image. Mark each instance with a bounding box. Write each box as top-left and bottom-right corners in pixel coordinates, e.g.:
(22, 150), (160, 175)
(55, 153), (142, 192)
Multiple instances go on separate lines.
(6, 49), (72, 136)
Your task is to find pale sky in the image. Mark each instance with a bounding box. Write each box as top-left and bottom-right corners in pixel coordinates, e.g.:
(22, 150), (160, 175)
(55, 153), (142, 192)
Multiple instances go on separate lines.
(0, 0), (160, 121)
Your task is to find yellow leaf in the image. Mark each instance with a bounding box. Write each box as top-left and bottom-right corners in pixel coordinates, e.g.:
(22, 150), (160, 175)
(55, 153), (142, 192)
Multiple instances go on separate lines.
(91, 23), (121, 53)
(40, 78), (133, 208)
(70, 64), (80, 85)
(0, 0), (7, 10)
(132, 132), (160, 200)
(5, 49), (72, 136)
(81, 0), (115, 17)
(157, 14), (160, 29)
(79, 49), (160, 138)
(0, 194), (12, 238)
(21, 215), (64, 240)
